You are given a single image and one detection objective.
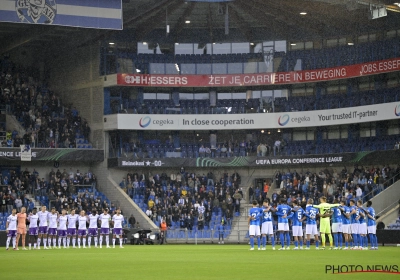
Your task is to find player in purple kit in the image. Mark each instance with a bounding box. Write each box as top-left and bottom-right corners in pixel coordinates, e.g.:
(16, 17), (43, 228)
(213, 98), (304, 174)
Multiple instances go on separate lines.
(99, 208), (111, 248)
(112, 209), (125, 248)
(77, 210), (88, 249)
(87, 210), (99, 248)
(67, 209), (78, 248)
(27, 208), (39, 250)
(37, 206), (49, 249)
(47, 207), (58, 249)
(57, 209), (68, 249)
(6, 209), (18, 250)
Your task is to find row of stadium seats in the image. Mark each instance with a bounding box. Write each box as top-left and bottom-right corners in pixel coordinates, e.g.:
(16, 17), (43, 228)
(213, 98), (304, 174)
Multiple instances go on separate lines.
(105, 37), (400, 75)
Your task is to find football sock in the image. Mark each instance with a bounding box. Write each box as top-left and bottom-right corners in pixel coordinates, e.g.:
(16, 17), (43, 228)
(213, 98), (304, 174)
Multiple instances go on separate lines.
(279, 233), (284, 247)
(53, 238), (56, 246)
(112, 238), (116, 246)
(37, 238), (41, 247)
(352, 234), (358, 247)
(250, 237), (254, 248)
(359, 235), (363, 247)
(72, 237), (76, 247)
(262, 236), (266, 247)
(333, 233), (338, 247)
(364, 236), (368, 247)
(12, 237), (16, 248)
(94, 237), (98, 247)
(67, 238), (70, 247)
(99, 236), (103, 245)
(299, 239), (303, 247)
(43, 239), (47, 247)
(285, 232), (290, 247)
(48, 238), (52, 247)
(83, 239), (86, 247)
(119, 239), (123, 246)
(58, 237), (62, 247)
(271, 236), (275, 247)
(257, 236), (260, 248)
(63, 238), (67, 247)
(77, 238), (81, 247)
(6, 237), (11, 248)
(294, 241), (298, 247)
(321, 234), (326, 247)
(88, 237), (91, 246)
(306, 240), (310, 248)
(374, 235), (378, 248)
(328, 233), (333, 247)
(338, 234), (343, 247)
(106, 236), (109, 246)
(315, 240), (319, 248)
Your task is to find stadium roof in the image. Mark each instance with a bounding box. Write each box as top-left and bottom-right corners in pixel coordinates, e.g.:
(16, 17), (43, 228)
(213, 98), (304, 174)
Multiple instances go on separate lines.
(0, 0), (400, 55)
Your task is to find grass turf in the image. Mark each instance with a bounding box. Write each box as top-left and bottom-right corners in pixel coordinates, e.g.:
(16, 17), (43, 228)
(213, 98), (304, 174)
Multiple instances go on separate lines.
(0, 245), (399, 280)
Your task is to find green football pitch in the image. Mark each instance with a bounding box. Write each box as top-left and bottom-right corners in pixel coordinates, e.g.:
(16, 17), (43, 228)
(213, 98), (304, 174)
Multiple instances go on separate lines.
(0, 245), (399, 280)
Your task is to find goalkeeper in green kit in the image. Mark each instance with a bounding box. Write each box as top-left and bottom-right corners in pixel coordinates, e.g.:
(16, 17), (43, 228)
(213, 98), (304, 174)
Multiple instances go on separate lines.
(313, 196), (340, 250)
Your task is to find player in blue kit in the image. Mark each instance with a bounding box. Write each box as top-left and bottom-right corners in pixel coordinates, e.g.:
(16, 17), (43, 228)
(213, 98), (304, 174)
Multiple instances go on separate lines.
(364, 200), (378, 250)
(305, 199), (319, 250)
(260, 200), (275, 250)
(331, 199), (343, 250)
(349, 199), (361, 249)
(291, 200), (305, 250)
(275, 198), (292, 250)
(248, 200), (262, 251)
(339, 200), (352, 250)
(357, 200), (368, 250)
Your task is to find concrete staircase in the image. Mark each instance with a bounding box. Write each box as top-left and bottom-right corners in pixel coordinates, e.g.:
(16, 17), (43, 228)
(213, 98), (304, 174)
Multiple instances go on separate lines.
(103, 175), (158, 232)
(25, 194), (42, 209)
(6, 114), (26, 137)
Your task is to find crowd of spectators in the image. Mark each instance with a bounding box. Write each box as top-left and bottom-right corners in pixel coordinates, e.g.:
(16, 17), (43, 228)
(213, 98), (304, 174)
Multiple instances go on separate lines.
(120, 168), (244, 230)
(0, 55), (91, 148)
(251, 164), (400, 210)
(0, 167), (120, 218)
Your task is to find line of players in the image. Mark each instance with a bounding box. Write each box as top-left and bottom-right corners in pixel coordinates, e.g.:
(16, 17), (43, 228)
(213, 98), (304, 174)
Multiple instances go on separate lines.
(248, 196), (378, 251)
(6, 206), (125, 250)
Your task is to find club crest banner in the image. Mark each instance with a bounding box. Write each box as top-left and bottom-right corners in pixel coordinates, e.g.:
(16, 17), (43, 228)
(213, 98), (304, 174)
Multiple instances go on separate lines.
(0, 0), (122, 30)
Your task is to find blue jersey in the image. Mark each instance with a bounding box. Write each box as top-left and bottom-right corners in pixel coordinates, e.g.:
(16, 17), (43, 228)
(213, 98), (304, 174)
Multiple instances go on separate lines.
(261, 206), (273, 223)
(305, 205), (318, 225)
(276, 204), (292, 224)
(366, 207), (376, 227)
(331, 207), (342, 224)
(249, 207), (262, 226)
(350, 205), (360, 224)
(358, 208), (366, 224)
(291, 207), (305, 226)
(340, 206), (351, 225)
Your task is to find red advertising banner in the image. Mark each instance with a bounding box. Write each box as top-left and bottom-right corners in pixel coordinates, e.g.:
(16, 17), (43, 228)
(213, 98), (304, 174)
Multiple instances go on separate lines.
(116, 57), (400, 87)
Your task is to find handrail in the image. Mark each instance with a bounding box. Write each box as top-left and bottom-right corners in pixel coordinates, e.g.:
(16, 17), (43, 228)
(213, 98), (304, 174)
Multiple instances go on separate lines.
(376, 200), (399, 217)
(363, 171), (400, 201)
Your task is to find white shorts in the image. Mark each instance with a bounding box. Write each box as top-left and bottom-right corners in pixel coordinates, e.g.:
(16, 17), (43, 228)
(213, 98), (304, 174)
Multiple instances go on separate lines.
(261, 221), (273, 235)
(292, 226), (303, 237)
(359, 223), (367, 235)
(306, 224), (318, 236)
(249, 225), (261, 236)
(278, 223), (289, 231)
(332, 223), (342, 233)
(351, 223), (359, 234)
(342, 224), (351, 234)
(367, 225), (376, 234)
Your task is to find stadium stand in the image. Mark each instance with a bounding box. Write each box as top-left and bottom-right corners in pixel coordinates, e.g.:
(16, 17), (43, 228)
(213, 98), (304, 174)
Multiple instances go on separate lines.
(0, 57), (92, 149)
(119, 169), (243, 239)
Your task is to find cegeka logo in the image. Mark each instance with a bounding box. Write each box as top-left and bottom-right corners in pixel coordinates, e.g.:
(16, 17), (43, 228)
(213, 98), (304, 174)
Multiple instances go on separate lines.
(139, 116), (151, 128)
(278, 114), (290, 126)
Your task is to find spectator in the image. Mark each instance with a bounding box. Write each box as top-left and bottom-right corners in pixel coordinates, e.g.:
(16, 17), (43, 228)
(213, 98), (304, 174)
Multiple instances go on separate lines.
(356, 185), (363, 201)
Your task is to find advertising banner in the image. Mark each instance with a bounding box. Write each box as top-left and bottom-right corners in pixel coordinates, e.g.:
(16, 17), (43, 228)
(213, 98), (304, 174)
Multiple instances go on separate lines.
(113, 150), (400, 168)
(0, 0), (122, 30)
(103, 102), (400, 131)
(0, 148), (104, 162)
(116, 57), (400, 87)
